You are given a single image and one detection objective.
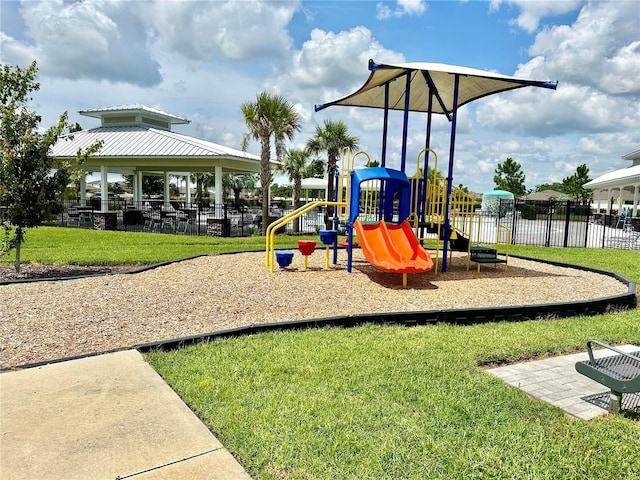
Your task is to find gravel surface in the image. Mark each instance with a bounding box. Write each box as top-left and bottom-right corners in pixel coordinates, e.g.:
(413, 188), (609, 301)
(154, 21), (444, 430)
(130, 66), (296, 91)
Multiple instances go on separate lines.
(0, 251), (630, 369)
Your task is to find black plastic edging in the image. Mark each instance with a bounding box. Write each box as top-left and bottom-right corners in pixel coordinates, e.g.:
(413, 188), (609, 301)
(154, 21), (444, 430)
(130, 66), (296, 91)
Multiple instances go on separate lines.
(0, 250), (267, 286)
(4, 252), (637, 370)
(135, 255), (637, 353)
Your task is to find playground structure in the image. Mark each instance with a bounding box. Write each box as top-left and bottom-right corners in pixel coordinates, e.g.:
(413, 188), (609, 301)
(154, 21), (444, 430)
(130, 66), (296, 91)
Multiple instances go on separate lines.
(267, 59), (557, 281)
(266, 147), (512, 284)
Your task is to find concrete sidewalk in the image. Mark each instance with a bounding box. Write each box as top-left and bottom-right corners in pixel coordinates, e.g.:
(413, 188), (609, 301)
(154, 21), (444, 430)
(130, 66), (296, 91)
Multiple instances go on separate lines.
(0, 350), (251, 480)
(487, 344), (640, 420)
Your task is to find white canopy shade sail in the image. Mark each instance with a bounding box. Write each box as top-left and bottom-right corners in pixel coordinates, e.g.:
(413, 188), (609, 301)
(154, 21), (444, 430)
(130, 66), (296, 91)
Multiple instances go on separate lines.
(315, 59), (558, 117)
(300, 177), (329, 189)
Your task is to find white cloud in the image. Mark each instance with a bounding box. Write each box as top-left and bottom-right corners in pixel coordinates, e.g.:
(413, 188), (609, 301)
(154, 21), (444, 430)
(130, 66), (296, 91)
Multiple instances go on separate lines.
(2, 0), (299, 87)
(138, 0), (299, 62)
(376, 0), (427, 20)
(524, 2), (640, 94)
(476, 0), (640, 151)
(12, 0), (162, 86)
(269, 26), (404, 103)
(376, 2), (392, 20)
(490, 0), (583, 33)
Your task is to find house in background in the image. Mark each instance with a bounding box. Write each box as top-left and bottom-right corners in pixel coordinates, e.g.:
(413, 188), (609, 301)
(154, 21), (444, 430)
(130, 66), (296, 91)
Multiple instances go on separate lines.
(525, 190), (567, 201)
(584, 149), (640, 216)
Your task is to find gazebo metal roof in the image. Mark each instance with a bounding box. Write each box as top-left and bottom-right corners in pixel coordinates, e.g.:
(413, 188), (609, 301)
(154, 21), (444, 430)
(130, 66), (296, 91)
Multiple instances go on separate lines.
(50, 104), (261, 175)
(583, 164), (640, 190)
(78, 104), (190, 127)
(51, 125), (261, 174)
(50, 104), (262, 206)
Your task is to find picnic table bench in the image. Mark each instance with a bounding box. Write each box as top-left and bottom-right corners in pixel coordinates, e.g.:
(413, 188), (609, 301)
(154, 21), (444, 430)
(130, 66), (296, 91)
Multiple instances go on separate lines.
(575, 340), (640, 413)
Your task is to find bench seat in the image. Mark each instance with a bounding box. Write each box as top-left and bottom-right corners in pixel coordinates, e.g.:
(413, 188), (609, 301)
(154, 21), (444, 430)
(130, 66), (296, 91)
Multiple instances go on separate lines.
(575, 340), (640, 413)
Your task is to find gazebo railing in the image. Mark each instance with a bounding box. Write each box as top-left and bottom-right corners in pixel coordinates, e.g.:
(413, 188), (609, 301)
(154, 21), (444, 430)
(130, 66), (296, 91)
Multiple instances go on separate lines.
(45, 199), (327, 238)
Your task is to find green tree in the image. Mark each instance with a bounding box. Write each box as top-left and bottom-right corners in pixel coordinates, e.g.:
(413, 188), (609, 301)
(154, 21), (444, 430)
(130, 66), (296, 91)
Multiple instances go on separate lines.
(306, 120), (359, 229)
(367, 159), (381, 167)
(241, 91), (301, 234)
(275, 148), (323, 233)
(123, 174), (164, 197)
(534, 182), (567, 193)
(562, 164), (592, 202)
(493, 157), (526, 198)
(270, 183), (292, 199)
(1, 61), (101, 272)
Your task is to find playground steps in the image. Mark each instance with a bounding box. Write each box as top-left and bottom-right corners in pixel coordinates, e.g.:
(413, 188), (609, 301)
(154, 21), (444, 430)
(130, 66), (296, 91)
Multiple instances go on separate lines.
(470, 246), (506, 268)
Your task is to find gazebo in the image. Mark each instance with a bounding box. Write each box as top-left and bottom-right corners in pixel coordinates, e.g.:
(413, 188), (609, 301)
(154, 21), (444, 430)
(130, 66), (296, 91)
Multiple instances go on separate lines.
(50, 104), (261, 210)
(584, 149), (640, 216)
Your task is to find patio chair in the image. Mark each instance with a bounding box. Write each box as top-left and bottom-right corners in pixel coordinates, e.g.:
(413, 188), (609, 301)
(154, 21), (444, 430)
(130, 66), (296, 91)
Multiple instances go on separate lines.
(67, 209), (81, 227)
(142, 210), (154, 231)
(160, 210), (175, 232)
(175, 210), (190, 234)
(608, 230), (640, 249)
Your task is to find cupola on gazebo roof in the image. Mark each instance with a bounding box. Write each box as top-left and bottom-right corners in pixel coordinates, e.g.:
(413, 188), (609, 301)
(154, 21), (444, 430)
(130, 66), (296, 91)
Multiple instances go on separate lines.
(78, 104), (190, 130)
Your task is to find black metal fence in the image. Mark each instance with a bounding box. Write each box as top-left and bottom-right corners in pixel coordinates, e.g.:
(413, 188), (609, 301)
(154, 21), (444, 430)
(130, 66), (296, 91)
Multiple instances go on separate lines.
(494, 199), (639, 250)
(28, 199), (327, 237)
(2, 197), (638, 249)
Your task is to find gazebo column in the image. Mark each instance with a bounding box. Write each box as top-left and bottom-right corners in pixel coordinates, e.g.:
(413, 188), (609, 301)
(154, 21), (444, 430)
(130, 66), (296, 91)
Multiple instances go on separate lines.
(164, 171), (171, 208)
(100, 166), (109, 212)
(135, 171), (143, 203)
(606, 188), (612, 215)
(214, 166), (223, 206)
(595, 189), (602, 212)
(633, 184), (639, 217)
(79, 174), (87, 206)
(185, 173), (192, 204)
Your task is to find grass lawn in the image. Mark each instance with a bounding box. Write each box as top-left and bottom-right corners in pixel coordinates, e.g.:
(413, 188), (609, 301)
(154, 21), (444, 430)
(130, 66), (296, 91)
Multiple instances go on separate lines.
(145, 245), (639, 479)
(0, 226), (317, 266)
(4, 227), (639, 478)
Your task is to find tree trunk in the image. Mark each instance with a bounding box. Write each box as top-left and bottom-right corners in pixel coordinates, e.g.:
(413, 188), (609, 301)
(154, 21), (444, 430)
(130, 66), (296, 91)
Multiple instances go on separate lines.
(325, 154), (337, 230)
(260, 136), (271, 236)
(14, 227), (22, 273)
(293, 179), (301, 234)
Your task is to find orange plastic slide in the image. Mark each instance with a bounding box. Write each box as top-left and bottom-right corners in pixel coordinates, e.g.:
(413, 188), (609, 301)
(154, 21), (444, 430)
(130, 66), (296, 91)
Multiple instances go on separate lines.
(354, 219), (434, 274)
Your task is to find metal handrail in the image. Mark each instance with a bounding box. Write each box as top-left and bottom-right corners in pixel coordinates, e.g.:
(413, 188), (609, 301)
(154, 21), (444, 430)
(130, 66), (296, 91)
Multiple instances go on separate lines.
(265, 200), (347, 272)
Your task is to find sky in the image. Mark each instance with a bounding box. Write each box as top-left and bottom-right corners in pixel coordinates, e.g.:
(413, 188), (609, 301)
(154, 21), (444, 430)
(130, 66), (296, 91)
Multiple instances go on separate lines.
(1, 0), (639, 193)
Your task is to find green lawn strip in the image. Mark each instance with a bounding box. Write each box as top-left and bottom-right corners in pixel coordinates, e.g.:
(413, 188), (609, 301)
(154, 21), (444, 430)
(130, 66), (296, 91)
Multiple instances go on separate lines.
(146, 318), (640, 479)
(0, 226), (324, 266)
(507, 246), (640, 283)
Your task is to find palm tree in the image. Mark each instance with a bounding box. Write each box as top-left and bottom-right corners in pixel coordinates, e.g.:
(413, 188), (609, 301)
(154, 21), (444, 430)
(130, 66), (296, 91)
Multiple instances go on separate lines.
(190, 173), (216, 208)
(223, 173), (258, 209)
(306, 119), (359, 229)
(276, 149), (324, 233)
(241, 91), (302, 234)
(307, 120), (360, 230)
